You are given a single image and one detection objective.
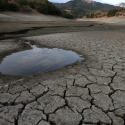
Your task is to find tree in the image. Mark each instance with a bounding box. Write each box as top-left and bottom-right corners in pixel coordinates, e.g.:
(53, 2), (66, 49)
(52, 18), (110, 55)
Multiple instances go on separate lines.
(119, 2), (125, 8)
(107, 9), (118, 17)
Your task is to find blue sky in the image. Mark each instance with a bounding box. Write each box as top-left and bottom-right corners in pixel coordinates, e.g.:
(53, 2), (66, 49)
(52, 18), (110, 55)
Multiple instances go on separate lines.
(49, 0), (125, 5)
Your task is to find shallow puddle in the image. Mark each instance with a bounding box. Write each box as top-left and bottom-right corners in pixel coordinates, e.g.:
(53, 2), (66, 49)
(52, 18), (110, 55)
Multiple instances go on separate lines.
(0, 42), (84, 75)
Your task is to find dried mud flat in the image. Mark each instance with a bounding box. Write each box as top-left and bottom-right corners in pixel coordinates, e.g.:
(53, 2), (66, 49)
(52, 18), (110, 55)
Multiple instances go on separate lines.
(0, 20), (125, 125)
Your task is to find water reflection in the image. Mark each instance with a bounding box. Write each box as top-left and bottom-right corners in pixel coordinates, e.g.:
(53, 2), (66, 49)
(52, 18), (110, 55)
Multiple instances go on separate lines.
(0, 42), (84, 75)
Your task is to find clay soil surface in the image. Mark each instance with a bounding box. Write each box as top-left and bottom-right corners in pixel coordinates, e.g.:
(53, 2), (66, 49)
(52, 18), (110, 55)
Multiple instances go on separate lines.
(0, 15), (125, 125)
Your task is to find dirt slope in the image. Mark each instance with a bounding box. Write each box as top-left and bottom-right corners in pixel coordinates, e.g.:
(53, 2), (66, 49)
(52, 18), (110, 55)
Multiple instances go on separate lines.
(0, 12), (68, 21)
(77, 16), (125, 25)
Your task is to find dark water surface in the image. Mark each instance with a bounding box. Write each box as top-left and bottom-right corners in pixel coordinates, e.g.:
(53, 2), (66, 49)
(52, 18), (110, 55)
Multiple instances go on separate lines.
(0, 42), (84, 75)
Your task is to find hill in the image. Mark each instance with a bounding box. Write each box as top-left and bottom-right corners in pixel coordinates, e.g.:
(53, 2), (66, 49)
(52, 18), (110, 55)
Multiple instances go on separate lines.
(0, 0), (74, 19)
(57, 0), (116, 17)
(0, 11), (68, 21)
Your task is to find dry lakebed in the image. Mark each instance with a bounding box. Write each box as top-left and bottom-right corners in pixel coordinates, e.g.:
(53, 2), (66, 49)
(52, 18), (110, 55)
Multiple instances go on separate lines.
(0, 20), (125, 125)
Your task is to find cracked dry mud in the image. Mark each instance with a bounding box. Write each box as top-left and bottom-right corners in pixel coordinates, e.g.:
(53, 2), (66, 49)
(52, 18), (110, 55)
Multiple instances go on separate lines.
(0, 29), (125, 125)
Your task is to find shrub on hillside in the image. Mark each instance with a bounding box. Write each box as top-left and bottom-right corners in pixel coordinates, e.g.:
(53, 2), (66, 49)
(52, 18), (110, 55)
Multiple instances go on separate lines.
(107, 9), (118, 17)
(29, 1), (36, 9)
(18, 0), (27, 6)
(37, 2), (62, 16)
(91, 13), (94, 18)
(0, 0), (74, 19)
(86, 13), (90, 18)
(6, 3), (19, 11)
(0, 0), (19, 11)
(29, 0), (74, 19)
(61, 10), (74, 19)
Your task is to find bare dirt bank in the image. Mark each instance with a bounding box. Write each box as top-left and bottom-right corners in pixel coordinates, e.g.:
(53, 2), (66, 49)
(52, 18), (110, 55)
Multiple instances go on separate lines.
(77, 16), (125, 25)
(0, 11), (67, 21)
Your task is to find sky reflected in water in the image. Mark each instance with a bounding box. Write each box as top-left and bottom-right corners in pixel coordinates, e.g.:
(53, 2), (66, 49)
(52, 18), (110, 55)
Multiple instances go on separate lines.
(0, 42), (84, 75)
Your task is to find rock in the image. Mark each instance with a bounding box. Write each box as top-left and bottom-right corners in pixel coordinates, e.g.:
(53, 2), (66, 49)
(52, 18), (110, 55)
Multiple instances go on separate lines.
(83, 106), (111, 124)
(49, 107), (82, 125)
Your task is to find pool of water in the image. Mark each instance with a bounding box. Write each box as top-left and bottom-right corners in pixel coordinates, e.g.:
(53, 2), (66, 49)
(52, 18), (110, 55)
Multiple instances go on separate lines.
(0, 42), (84, 75)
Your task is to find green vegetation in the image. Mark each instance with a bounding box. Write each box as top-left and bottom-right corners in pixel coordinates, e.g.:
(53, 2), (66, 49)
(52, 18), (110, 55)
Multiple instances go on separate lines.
(29, 1), (36, 9)
(58, 0), (115, 18)
(90, 13), (94, 18)
(61, 10), (74, 19)
(107, 9), (118, 17)
(86, 13), (94, 18)
(36, 1), (62, 16)
(18, 0), (28, 6)
(0, 0), (74, 19)
(0, 0), (19, 11)
(29, 0), (74, 18)
(86, 13), (90, 18)
(86, 8), (120, 18)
